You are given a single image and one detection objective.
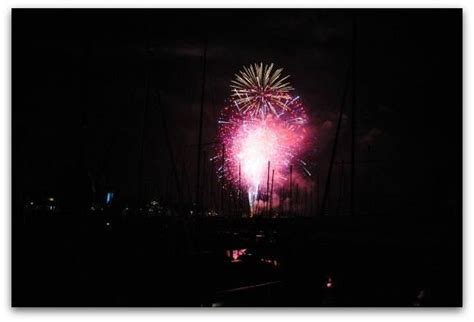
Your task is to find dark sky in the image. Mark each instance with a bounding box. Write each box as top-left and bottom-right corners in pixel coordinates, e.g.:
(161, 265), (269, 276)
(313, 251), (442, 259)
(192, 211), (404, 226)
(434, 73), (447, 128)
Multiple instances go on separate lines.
(12, 9), (462, 216)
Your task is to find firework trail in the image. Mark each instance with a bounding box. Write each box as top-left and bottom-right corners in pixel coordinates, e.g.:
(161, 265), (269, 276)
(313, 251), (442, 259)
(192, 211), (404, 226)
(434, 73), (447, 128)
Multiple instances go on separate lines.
(217, 63), (310, 215)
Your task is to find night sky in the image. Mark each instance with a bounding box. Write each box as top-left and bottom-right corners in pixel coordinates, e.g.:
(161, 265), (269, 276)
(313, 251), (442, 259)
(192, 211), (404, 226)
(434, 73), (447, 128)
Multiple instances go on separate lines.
(11, 8), (464, 308)
(13, 9), (462, 217)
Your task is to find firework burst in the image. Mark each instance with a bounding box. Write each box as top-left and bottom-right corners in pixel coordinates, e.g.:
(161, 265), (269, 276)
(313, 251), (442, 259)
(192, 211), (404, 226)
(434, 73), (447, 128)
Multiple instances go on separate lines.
(217, 63), (311, 215)
(230, 63), (294, 118)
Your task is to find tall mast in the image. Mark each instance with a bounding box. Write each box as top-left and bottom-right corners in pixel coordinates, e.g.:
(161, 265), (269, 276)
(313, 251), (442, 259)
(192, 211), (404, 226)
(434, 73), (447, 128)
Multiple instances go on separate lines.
(289, 165), (293, 214)
(350, 15), (357, 216)
(270, 169), (274, 214)
(266, 161), (270, 213)
(137, 18), (151, 208)
(195, 37), (208, 212)
(156, 91), (183, 205)
(320, 18), (356, 216)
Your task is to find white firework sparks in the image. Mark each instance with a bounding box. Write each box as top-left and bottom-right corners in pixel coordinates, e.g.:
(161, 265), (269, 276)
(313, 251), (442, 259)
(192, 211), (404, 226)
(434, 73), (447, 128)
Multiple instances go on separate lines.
(230, 63), (294, 118)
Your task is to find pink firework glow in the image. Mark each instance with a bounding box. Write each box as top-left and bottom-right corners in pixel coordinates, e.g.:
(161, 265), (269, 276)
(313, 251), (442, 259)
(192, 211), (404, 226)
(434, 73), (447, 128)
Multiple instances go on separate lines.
(216, 63), (310, 214)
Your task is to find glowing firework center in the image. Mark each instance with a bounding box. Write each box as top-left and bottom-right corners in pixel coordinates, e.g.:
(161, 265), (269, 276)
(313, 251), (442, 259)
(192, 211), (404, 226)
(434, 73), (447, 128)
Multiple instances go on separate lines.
(217, 63), (309, 215)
